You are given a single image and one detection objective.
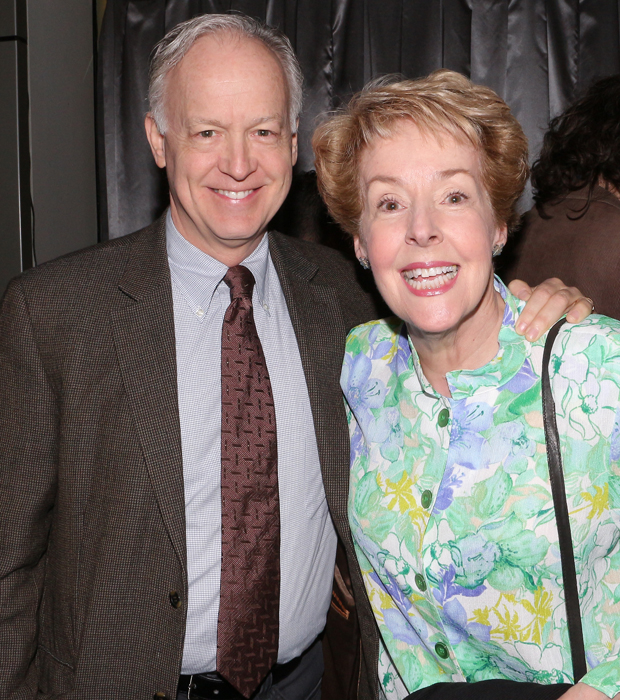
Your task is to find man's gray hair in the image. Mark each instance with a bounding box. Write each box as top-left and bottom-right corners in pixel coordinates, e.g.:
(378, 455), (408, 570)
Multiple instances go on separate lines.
(148, 13), (304, 134)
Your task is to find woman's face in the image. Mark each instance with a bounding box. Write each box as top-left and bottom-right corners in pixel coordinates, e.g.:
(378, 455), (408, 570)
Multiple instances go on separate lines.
(355, 120), (507, 338)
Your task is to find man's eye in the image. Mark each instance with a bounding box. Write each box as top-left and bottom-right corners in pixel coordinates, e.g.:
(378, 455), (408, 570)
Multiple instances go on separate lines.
(199, 130), (215, 138)
(256, 129), (272, 137)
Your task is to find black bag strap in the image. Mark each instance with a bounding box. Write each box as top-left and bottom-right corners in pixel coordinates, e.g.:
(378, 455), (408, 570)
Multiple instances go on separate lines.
(541, 318), (587, 682)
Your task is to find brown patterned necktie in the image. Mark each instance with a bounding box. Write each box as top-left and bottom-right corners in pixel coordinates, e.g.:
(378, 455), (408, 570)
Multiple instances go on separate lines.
(217, 265), (280, 699)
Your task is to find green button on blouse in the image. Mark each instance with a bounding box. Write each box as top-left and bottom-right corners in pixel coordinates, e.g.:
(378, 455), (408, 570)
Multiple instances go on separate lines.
(414, 573), (427, 592)
(435, 642), (449, 659)
(437, 408), (449, 427)
(421, 490), (433, 509)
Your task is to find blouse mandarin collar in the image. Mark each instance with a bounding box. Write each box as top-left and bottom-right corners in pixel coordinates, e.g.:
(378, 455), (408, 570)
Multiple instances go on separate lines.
(165, 209), (271, 313)
(408, 277), (530, 400)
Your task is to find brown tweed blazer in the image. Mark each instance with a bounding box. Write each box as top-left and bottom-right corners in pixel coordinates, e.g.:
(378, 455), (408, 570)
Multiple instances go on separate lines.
(0, 217), (383, 699)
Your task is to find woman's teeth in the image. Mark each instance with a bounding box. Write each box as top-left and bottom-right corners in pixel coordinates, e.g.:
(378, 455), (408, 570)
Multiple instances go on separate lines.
(403, 265), (458, 289)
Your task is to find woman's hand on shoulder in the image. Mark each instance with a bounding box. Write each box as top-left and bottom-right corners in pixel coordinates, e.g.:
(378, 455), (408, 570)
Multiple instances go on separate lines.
(508, 277), (594, 342)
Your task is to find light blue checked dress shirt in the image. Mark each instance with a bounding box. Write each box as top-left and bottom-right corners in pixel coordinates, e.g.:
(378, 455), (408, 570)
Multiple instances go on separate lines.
(166, 212), (338, 674)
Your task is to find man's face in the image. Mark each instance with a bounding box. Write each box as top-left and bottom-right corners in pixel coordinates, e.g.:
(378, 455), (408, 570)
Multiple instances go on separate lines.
(146, 33), (298, 266)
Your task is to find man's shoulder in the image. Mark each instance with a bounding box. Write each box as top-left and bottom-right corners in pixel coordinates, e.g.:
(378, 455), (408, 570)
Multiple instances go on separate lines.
(268, 231), (386, 324)
(8, 219), (165, 297)
(268, 230), (377, 297)
(269, 230), (356, 272)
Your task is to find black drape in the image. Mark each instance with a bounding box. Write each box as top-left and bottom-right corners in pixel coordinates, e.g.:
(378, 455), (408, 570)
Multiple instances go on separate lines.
(98, 0), (620, 240)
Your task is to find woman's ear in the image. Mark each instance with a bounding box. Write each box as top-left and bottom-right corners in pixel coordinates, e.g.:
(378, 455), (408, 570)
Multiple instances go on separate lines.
(494, 224), (508, 250)
(353, 235), (367, 260)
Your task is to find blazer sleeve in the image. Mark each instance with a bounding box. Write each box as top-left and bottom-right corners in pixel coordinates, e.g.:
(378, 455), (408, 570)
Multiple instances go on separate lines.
(0, 278), (58, 698)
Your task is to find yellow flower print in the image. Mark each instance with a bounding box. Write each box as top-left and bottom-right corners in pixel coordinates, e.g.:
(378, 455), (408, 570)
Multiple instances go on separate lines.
(383, 471), (417, 513)
(520, 587), (553, 645)
(494, 606), (523, 641)
(578, 484), (609, 520)
(472, 607), (490, 625)
(378, 588), (397, 611)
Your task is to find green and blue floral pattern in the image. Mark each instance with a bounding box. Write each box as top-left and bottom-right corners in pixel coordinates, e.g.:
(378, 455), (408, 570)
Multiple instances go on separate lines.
(342, 279), (620, 699)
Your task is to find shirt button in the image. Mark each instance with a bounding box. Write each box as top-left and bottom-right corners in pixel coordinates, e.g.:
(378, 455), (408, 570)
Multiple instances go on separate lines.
(421, 490), (433, 509)
(435, 642), (449, 659)
(169, 590), (181, 609)
(437, 408), (450, 427)
(196, 308), (204, 318)
(415, 573), (427, 592)
(153, 693), (167, 699)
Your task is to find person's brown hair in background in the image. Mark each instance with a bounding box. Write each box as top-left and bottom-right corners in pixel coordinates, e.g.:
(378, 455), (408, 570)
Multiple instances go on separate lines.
(505, 75), (620, 319)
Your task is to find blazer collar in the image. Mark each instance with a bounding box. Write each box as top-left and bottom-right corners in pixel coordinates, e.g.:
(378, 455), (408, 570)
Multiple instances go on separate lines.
(111, 214), (187, 578)
(268, 230), (320, 283)
(117, 214), (170, 301)
(267, 231), (353, 528)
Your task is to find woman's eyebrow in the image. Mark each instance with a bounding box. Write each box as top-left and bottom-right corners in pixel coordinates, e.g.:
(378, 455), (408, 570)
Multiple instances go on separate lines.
(365, 169), (474, 187)
(437, 168), (473, 179)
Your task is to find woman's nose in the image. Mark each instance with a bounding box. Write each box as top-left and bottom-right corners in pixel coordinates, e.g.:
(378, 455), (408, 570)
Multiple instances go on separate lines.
(406, 208), (441, 246)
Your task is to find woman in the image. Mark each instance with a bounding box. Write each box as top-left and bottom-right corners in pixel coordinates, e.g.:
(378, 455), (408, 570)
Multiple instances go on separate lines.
(507, 75), (620, 319)
(313, 71), (620, 700)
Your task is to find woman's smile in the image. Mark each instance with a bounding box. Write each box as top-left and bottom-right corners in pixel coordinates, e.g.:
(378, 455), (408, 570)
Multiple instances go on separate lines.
(401, 262), (459, 296)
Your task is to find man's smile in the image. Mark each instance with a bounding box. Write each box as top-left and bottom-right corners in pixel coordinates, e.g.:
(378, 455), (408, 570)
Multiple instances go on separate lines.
(211, 188), (256, 200)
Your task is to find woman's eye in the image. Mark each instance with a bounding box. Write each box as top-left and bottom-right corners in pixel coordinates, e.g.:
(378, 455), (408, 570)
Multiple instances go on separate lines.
(380, 200), (400, 211)
(447, 192), (466, 204)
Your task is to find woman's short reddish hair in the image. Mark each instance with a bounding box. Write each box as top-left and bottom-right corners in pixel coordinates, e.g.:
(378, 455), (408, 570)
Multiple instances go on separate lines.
(313, 69), (529, 238)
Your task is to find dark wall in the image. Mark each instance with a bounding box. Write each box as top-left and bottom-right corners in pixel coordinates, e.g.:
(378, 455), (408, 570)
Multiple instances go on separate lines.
(98, 0), (620, 241)
(28, 0), (98, 263)
(0, 0), (98, 296)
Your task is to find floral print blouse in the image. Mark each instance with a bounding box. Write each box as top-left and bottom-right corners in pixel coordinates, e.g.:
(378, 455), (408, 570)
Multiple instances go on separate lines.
(341, 279), (620, 699)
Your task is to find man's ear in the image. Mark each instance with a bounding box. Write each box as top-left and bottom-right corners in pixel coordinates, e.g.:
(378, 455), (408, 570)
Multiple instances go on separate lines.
(145, 114), (166, 168)
(291, 120), (299, 166)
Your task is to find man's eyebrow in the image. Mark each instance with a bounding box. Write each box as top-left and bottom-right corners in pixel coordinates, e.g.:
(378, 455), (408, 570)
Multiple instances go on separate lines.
(187, 115), (285, 129)
(187, 117), (226, 129)
(249, 114), (284, 127)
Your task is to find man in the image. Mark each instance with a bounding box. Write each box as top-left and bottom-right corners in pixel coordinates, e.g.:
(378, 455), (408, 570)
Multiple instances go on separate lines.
(0, 13), (592, 700)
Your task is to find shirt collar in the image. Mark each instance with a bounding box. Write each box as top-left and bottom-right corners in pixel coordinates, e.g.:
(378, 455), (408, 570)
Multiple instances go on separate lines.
(408, 276), (532, 399)
(165, 209), (272, 314)
(446, 277), (530, 398)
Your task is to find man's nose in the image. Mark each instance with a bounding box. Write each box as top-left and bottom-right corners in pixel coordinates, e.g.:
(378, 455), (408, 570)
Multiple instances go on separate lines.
(406, 207), (442, 246)
(219, 135), (257, 181)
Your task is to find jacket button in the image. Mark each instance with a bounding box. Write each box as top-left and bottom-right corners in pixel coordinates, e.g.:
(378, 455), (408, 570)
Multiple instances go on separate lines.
(169, 590), (181, 609)
(153, 693), (167, 699)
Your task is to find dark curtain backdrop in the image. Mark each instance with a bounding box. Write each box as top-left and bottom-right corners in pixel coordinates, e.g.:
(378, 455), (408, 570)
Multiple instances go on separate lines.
(98, 0), (620, 241)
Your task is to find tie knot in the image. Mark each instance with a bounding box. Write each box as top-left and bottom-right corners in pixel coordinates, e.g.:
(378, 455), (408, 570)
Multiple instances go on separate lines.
(224, 265), (255, 300)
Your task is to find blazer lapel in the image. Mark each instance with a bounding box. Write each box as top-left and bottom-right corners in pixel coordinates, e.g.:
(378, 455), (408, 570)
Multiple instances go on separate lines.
(111, 218), (187, 572)
(268, 232), (352, 527)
